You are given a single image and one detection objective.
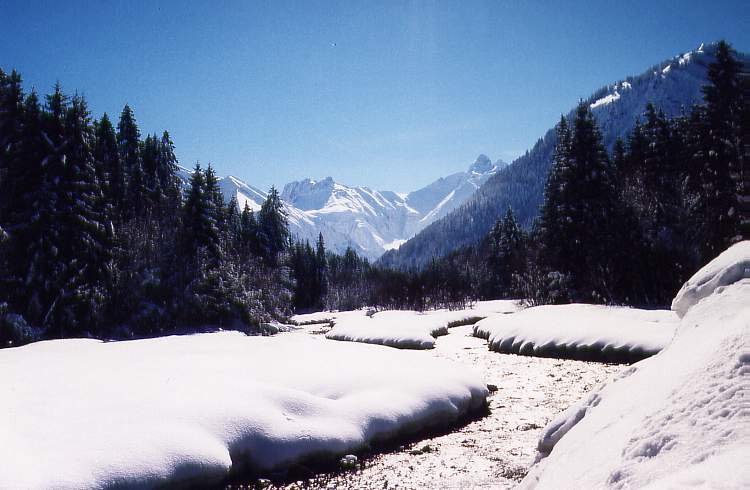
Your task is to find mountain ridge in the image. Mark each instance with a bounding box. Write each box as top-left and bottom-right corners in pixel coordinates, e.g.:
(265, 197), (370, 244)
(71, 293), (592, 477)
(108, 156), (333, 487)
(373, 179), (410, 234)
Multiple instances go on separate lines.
(177, 155), (505, 259)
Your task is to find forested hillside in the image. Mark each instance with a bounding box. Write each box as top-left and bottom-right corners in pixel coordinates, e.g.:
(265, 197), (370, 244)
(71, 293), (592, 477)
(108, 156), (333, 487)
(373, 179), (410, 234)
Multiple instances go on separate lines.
(380, 42), (750, 270)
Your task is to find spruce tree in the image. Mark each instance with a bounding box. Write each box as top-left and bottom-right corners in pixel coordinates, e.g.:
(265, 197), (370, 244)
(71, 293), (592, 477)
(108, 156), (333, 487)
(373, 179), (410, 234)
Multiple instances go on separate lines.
(537, 103), (621, 302)
(316, 232), (328, 307)
(258, 186), (288, 264)
(156, 131), (181, 213)
(55, 95), (112, 335)
(698, 40), (744, 257)
(181, 163), (220, 259)
(117, 104), (145, 218)
(93, 113), (119, 218)
(239, 203), (260, 256)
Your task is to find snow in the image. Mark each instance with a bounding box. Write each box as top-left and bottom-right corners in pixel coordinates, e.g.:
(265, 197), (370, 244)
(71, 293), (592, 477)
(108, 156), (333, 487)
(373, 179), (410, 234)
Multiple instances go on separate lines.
(383, 238), (407, 250)
(474, 304), (678, 362)
(0, 331), (488, 488)
(326, 301), (519, 349)
(590, 90), (622, 109)
(671, 240), (750, 318)
(520, 242), (750, 489)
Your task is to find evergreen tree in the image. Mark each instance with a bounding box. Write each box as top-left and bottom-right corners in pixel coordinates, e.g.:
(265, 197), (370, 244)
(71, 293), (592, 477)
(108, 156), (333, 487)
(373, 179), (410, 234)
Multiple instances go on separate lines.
(537, 115), (572, 279)
(204, 163), (226, 234)
(488, 207), (526, 297)
(239, 203), (260, 256)
(537, 103), (621, 302)
(156, 131), (181, 213)
(93, 113), (119, 217)
(53, 95), (112, 335)
(181, 163), (220, 259)
(258, 186), (288, 264)
(0, 69), (24, 218)
(316, 232), (328, 305)
(117, 104), (145, 217)
(698, 40), (744, 257)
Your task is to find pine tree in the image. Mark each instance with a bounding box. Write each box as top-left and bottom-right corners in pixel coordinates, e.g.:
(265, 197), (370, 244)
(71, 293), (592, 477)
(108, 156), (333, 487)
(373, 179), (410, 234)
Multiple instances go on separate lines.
(315, 232), (328, 307)
(698, 40), (744, 257)
(239, 203), (260, 256)
(181, 163), (220, 259)
(117, 104), (145, 218)
(156, 130), (181, 213)
(537, 103), (621, 302)
(54, 95), (113, 335)
(489, 208), (526, 297)
(258, 186), (288, 264)
(204, 163), (226, 235)
(20, 83), (69, 330)
(0, 70), (28, 312)
(93, 113), (119, 218)
(537, 115), (572, 275)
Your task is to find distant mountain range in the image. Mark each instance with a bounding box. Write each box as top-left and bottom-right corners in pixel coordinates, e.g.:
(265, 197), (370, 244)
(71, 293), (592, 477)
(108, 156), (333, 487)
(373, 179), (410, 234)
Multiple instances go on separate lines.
(177, 155), (506, 259)
(379, 42), (750, 270)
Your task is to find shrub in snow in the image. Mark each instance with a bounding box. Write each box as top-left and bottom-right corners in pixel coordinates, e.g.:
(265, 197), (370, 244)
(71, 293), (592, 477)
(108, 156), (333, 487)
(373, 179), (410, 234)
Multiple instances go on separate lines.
(474, 304), (677, 363)
(520, 242), (750, 489)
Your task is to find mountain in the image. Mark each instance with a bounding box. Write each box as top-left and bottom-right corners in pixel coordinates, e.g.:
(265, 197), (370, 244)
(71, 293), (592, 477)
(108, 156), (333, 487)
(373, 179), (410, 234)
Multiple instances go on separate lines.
(176, 155), (503, 259)
(378, 42), (750, 270)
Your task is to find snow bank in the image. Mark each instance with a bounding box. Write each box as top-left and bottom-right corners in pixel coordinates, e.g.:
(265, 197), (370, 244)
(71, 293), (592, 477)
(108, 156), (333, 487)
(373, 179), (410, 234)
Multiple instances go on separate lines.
(325, 301), (518, 349)
(521, 243), (750, 489)
(0, 332), (487, 489)
(291, 308), (368, 325)
(671, 240), (750, 318)
(474, 304), (677, 363)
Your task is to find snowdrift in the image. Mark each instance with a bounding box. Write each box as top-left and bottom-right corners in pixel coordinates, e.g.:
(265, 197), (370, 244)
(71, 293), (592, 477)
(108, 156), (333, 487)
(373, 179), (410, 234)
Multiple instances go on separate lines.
(473, 304), (677, 363)
(0, 332), (487, 488)
(520, 241), (750, 489)
(325, 300), (518, 349)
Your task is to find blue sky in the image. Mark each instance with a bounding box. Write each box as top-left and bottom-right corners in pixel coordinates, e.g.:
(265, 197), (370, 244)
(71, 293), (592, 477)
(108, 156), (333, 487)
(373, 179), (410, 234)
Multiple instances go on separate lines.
(1, 1), (748, 192)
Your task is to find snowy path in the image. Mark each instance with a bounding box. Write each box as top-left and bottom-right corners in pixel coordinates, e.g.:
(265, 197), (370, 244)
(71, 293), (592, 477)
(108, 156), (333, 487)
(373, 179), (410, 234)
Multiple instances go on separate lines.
(273, 323), (621, 489)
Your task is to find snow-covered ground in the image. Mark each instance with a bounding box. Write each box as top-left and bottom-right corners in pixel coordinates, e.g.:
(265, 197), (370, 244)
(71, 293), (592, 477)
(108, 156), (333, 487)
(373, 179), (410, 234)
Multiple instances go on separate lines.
(0, 331), (488, 488)
(324, 300), (519, 349)
(520, 241), (750, 489)
(474, 304), (678, 362)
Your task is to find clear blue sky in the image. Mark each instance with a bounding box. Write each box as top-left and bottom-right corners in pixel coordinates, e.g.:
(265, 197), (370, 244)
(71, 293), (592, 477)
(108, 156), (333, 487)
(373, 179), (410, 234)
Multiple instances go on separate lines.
(1, 1), (747, 192)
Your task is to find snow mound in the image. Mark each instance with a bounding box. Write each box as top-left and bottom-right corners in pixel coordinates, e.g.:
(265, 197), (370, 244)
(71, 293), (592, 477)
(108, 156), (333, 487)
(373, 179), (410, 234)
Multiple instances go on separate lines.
(291, 308), (368, 326)
(326, 301), (519, 349)
(0, 332), (487, 488)
(521, 244), (750, 489)
(474, 304), (677, 363)
(671, 240), (750, 318)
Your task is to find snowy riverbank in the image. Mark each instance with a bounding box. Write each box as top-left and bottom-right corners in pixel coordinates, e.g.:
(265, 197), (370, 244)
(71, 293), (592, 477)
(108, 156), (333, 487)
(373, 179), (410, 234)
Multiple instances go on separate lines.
(474, 304), (678, 363)
(520, 241), (750, 488)
(0, 331), (487, 488)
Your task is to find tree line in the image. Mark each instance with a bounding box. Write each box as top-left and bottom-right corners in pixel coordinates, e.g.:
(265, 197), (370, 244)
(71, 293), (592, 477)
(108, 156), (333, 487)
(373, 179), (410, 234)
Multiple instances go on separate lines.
(0, 73), (303, 346)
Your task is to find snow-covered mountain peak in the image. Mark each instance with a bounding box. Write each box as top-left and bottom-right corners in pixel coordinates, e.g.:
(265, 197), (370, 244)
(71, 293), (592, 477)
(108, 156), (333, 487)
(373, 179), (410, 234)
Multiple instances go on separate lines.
(176, 155), (498, 259)
(280, 177), (338, 211)
(469, 154), (494, 174)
